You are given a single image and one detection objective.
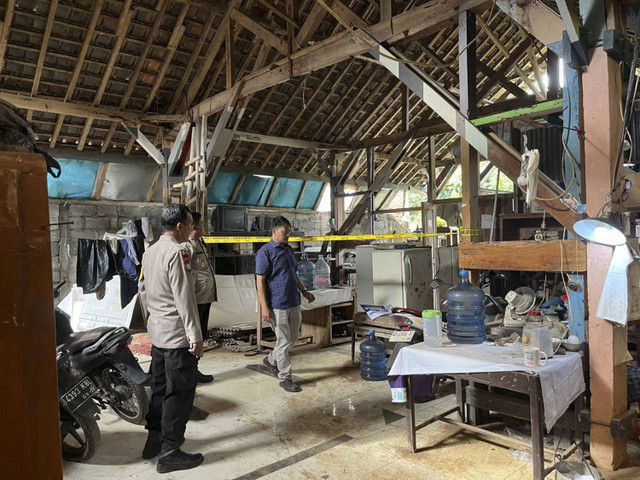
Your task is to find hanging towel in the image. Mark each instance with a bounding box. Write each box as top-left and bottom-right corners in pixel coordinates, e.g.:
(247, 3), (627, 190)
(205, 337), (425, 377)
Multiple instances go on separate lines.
(76, 239), (117, 295)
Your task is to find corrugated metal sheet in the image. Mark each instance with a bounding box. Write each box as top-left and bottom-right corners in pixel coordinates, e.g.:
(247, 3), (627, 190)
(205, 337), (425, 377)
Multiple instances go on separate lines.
(525, 126), (563, 184)
(100, 163), (160, 202)
(47, 158), (99, 199)
(207, 172), (241, 204)
(298, 181), (324, 210)
(269, 178), (304, 208)
(232, 174), (271, 205)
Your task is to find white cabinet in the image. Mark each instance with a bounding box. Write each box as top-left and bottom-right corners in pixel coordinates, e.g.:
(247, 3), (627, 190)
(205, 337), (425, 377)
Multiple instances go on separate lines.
(355, 246), (458, 312)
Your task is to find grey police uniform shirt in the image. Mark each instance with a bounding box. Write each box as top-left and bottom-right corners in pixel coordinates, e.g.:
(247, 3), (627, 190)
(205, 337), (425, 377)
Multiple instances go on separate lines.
(188, 238), (217, 305)
(139, 235), (202, 349)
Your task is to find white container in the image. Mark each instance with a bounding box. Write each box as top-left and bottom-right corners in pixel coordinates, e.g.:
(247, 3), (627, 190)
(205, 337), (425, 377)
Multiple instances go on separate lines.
(422, 310), (443, 347)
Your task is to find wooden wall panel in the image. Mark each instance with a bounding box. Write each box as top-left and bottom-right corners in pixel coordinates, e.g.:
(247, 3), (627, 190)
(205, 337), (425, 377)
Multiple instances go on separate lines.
(0, 151), (62, 478)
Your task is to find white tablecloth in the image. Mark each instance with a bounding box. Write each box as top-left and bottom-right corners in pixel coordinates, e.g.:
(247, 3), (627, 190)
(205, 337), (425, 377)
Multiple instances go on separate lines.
(389, 343), (585, 431)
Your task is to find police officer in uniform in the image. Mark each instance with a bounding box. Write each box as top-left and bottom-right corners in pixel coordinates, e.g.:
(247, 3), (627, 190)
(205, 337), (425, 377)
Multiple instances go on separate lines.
(138, 204), (204, 474)
(188, 211), (216, 384)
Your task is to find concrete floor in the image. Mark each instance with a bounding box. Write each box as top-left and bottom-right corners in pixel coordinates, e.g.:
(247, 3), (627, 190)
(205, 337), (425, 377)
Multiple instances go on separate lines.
(63, 343), (640, 479)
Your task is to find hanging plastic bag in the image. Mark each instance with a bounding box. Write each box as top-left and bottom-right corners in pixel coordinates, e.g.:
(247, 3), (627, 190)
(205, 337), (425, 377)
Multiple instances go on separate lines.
(596, 244), (633, 325)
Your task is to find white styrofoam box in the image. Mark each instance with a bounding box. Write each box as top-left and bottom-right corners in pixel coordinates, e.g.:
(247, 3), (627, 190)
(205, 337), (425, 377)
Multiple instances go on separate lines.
(59, 276), (137, 331)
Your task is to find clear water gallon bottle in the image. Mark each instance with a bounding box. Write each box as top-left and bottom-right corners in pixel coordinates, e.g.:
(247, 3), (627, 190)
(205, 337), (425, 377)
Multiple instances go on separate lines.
(360, 329), (387, 381)
(446, 270), (486, 344)
(297, 253), (315, 291)
(314, 254), (331, 289)
(422, 309), (443, 347)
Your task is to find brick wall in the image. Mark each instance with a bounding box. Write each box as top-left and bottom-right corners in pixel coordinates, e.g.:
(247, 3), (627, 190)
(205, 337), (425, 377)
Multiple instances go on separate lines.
(49, 201), (406, 303)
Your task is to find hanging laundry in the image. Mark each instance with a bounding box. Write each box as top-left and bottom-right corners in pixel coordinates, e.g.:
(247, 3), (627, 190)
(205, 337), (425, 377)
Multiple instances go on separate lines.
(76, 239), (117, 296)
(117, 239), (141, 308)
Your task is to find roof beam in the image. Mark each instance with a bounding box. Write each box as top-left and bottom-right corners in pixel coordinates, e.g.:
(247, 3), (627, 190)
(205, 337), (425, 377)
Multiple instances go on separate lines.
(50, 0), (104, 148)
(370, 43), (581, 231)
(233, 131), (347, 150)
(123, 124), (164, 165)
(0, 0), (16, 73)
(189, 0), (488, 118)
(230, 9), (288, 55)
(77, 0), (133, 151)
(495, 0), (563, 45)
(0, 91), (171, 124)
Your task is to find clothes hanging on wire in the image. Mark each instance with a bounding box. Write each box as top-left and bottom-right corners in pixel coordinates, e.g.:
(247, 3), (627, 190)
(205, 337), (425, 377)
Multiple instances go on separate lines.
(117, 239), (141, 308)
(77, 239), (117, 298)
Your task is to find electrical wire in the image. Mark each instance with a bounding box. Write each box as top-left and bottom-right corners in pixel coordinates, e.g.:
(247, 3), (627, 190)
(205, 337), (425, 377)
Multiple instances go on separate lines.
(315, 0), (498, 70)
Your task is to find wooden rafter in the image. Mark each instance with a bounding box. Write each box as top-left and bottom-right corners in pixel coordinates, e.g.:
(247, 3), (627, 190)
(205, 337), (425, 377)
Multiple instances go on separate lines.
(0, 0), (16, 73)
(27, 0), (58, 123)
(231, 8), (288, 54)
(184, 0), (242, 108)
(189, 0), (488, 119)
(50, 0), (104, 148)
(77, 0), (133, 151)
(101, 0), (169, 153)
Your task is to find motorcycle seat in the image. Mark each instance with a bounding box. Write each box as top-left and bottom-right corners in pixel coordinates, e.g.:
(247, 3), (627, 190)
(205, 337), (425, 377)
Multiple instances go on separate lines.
(66, 327), (118, 354)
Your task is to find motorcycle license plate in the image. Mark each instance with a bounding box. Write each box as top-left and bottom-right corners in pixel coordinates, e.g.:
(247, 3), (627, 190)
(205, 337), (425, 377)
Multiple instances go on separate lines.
(390, 330), (415, 343)
(61, 378), (97, 412)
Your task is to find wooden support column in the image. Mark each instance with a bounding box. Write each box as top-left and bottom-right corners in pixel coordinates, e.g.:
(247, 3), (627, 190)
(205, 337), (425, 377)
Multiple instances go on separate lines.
(427, 136), (436, 202)
(367, 147), (375, 234)
(582, 46), (627, 470)
(459, 9), (480, 284)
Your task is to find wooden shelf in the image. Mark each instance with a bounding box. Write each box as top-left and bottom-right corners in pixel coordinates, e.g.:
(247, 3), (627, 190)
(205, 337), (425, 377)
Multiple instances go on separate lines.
(332, 319), (353, 325)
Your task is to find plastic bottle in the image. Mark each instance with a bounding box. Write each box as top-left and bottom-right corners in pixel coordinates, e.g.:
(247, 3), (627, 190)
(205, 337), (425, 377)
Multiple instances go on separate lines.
(445, 270), (486, 344)
(297, 253), (315, 291)
(359, 329), (387, 381)
(422, 309), (443, 347)
(314, 254), (331, 289)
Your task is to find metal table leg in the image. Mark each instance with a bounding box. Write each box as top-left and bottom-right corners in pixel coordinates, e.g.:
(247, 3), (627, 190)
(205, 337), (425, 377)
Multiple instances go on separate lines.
(406, 375), (417, 452)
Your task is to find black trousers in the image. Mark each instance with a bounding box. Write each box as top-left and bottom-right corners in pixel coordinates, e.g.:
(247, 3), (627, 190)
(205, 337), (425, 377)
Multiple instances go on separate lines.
(197, 303), (211, 340)
(145, 346), (197, 452)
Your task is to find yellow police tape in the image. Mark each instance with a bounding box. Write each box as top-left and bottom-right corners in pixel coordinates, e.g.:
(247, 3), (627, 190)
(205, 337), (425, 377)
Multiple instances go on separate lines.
(203, 232), (456, 244)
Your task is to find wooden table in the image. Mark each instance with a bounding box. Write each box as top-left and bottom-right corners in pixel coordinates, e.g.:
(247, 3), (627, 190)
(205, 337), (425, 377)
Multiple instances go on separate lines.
(404, 370), (585, 480)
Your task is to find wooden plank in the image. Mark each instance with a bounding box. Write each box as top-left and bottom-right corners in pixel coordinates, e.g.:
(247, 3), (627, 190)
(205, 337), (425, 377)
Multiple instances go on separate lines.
(0, 0), (16, 73)
(495, 0), (563, 45)
(228, 174), (246, 204)
(91, 162), (109, 200)
(476, 61), (528, 99)
(458, 240), (587, 272)
(189, 0), (488, 118)
(50, 0), (104, 148)
(146, 167), (163, 203)
(477, 37), (532, 100)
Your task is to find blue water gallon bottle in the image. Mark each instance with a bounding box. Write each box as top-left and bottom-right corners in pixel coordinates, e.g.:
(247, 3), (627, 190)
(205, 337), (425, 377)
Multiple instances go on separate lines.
(297, 253), (315, 291)
(446, 270), (486, 344)
(360, 329), (387, 381)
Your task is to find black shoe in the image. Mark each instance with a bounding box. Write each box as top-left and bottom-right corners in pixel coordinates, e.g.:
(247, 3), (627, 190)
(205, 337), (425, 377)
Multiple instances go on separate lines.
(196, 370), (214, 384)
(262, 357), (279, 377)
(279, 376), (302, 393)
(142, 430), (161, 459)
(156, 449), (204, 474)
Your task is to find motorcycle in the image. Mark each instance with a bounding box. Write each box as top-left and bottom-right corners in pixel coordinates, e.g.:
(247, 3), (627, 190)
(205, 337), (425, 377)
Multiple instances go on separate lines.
(54, 282), (149, 462)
